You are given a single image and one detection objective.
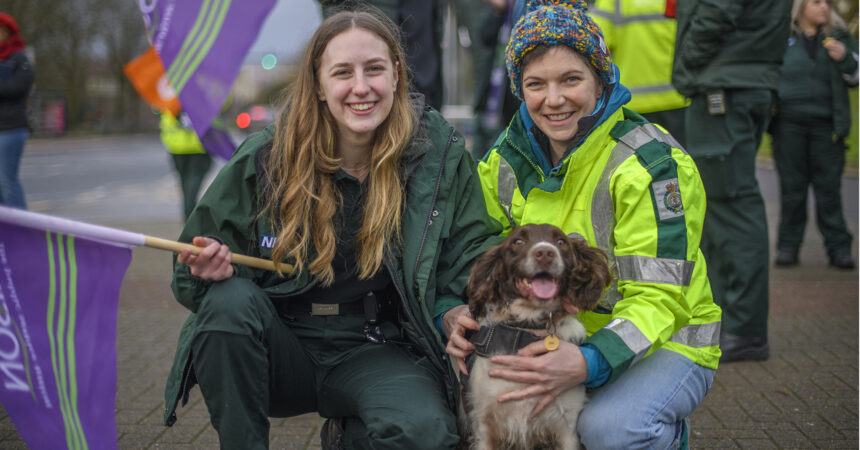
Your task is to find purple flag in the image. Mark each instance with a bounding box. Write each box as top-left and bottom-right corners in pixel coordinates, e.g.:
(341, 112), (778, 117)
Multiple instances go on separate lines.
(139, 0), (276, 160)
(0, 218), (132, 449)
(200, 126), (236, 160)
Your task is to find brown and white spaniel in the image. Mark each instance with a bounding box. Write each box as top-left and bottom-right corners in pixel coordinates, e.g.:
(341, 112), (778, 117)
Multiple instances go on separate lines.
(460, 224), (610, 450)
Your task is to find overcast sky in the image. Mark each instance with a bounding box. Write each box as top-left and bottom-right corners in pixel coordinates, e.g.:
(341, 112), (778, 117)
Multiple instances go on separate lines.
(247, 0), (322, 62)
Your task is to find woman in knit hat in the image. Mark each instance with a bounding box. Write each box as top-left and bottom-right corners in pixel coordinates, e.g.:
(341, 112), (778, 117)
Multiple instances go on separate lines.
(0, 12), (33, 208)
(445, 1), (721, 447)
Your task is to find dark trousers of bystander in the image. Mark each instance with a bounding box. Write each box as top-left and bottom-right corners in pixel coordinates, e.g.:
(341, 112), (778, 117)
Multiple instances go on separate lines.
(685, 88), (772, 340)
(771, 116), (853, 260)
(171, 153), (212, 220)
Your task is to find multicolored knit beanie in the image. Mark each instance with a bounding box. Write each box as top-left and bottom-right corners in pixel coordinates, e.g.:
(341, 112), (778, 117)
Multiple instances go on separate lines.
(505, 0), (614, 100)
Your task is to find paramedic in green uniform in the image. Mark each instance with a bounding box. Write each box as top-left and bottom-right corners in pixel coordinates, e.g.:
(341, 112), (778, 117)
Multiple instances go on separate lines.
(159, 111), (212, 220)
(672, 0), (791, 362)
(772, 0), (857, 270)
(161, 10), (500, 449)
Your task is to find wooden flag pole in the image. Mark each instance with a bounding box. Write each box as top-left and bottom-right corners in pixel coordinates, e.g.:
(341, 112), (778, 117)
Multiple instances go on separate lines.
(0, 205), (292, 273)
(143, 235), (293, 273)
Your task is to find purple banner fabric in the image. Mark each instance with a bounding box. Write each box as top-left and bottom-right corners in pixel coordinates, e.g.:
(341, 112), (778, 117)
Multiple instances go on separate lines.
(0, 220), (131, 449)
(140, 0), (275, 159)
(200, 126), (235, 160)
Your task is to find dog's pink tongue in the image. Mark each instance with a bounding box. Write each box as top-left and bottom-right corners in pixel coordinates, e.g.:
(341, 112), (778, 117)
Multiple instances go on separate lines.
(530, 278), (558, 300)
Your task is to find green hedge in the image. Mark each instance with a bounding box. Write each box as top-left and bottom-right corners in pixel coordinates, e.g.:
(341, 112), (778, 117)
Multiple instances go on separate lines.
(847, 87), (859, 166)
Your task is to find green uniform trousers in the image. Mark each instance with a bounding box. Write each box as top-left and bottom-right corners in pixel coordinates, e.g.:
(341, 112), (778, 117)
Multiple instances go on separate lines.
(189, 277), (460, 449)
(771, 116), (852, 256)
(170, 153), (212, 220)
(685, 89), (772, 338)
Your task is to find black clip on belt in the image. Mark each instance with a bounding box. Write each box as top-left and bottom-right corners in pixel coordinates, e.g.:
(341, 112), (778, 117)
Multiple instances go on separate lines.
(363, 292), (386, 344)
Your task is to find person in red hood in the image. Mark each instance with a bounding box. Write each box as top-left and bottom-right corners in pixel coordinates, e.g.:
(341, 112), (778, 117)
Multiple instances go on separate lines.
(0, 12), (33, 209)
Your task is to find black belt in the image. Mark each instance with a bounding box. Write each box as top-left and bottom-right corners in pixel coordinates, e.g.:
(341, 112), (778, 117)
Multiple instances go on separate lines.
(278, 292), (397, 344)
(280, 298), (366, 316)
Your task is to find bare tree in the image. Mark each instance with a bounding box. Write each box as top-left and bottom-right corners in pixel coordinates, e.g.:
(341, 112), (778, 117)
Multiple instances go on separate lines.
(95, 0), (148, 131)
(6, 0), (147, 132)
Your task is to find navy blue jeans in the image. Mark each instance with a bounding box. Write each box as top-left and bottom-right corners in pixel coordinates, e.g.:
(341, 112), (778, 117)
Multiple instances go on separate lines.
(772, 116), (852, 256)
(0, 128), (28, 208)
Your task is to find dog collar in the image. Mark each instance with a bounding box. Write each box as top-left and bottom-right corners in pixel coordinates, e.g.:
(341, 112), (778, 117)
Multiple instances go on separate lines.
(467, 323), (543, 358)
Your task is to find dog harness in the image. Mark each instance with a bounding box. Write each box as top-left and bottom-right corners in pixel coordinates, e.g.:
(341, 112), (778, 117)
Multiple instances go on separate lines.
(463, 323), (543, 379)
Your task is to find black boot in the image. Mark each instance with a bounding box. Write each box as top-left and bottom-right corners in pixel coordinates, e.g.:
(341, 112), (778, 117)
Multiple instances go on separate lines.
(720, 332), (769, 362)
(774, 249), (798, 267)
(321, 418), (346, 450)
(829, 251), (855, 270)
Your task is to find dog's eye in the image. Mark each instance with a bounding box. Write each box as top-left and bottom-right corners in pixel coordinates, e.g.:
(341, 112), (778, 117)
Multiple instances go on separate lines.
(513, 238), (524, 246)
(557, 238), (566, 246)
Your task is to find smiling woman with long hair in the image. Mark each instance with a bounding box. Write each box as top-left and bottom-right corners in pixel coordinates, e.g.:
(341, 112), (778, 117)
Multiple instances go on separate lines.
(264, 11), (416, 284)
(161, 9), (500, 449)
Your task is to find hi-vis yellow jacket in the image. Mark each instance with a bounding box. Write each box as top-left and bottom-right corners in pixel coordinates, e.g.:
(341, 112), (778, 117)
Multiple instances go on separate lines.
(160, 112), (206, 155)
(589, 0), (688, 114)
(476, 107), (721, 383)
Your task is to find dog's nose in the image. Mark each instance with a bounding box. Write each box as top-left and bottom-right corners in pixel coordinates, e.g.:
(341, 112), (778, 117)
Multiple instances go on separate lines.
(534, 247), (556, 265)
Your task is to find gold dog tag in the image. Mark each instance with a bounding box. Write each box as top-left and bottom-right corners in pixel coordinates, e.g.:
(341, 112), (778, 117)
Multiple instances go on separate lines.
(544, 335), (560, 351)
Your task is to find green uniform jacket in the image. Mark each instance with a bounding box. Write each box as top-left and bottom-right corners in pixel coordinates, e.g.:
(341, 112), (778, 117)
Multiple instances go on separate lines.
(777, 27), (858, 138)
(477, 107), (722, 384)
(163, 101), (502, 425)
(672, 0), (791, 97)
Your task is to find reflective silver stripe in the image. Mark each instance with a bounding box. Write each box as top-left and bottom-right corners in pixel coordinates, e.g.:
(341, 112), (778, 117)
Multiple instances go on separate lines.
(670, 322), (721, 348)
(498, 158), (518, 228)
(589, 1), (622, 22)
(606, 318), (652, 365)
(662, 132), (686, 154)
(629, 83), (678, 95)
(618, 126), (653, 150)
(620, 123), (687, 155)
(616, 255), (695, 286)
(591, 138), (635, 310)
(612, 13), (668, 25)
(641, 123), (687, 154)
(590, 7), (615, 21)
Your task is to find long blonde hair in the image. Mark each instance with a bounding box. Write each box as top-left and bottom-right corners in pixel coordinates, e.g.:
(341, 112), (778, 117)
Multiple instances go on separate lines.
(791, 0), (847, 35)
(263, 10), (414, 285)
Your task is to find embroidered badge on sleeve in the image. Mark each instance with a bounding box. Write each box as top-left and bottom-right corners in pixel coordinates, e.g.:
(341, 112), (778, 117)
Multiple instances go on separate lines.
(652, 178), (684, 220)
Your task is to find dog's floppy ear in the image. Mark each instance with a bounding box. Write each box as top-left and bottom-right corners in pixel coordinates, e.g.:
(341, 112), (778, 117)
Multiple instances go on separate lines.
(466, 243), (506, 320)
(566, 238), (611, 311)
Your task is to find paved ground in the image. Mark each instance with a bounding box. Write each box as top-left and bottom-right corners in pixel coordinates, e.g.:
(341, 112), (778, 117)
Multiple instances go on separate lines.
(0, 163), (856, 448)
